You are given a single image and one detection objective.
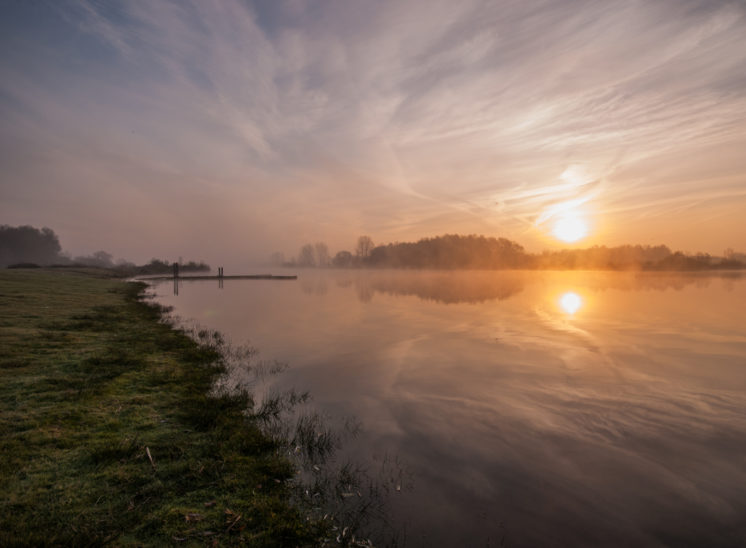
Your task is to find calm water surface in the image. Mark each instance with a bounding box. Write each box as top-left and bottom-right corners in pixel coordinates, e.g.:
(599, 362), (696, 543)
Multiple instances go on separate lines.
(152, 270), (746, 547)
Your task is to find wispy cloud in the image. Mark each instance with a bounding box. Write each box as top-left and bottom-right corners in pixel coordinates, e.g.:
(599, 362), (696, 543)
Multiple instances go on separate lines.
(1, 0), (745, 260)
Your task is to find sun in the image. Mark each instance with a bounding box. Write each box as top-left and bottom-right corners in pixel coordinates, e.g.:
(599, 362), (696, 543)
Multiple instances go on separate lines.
(552, 214), (588, 243)
(559, 292), (583, 314)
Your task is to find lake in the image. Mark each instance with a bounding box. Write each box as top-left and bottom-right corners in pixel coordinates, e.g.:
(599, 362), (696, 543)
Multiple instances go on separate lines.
(151, 269), (746, 547)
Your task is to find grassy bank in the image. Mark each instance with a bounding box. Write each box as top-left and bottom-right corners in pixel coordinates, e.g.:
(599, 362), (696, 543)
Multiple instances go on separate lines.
(0, 268), (321, 546)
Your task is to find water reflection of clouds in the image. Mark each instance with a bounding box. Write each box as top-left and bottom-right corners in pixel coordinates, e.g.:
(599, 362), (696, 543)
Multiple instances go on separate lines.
(385, 352), (746, 546)
(154, 270), (746, 546)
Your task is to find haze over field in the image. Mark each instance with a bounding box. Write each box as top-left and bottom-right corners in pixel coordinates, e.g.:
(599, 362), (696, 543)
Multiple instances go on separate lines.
(2, 0), (745, 266)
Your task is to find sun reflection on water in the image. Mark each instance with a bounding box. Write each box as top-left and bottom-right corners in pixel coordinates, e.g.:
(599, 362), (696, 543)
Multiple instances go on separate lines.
(559, 291), (583, 314)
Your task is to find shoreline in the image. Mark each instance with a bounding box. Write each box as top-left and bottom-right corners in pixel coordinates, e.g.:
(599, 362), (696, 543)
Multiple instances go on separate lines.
(141, 274), (298, 281)
(0, 268), (323, 545)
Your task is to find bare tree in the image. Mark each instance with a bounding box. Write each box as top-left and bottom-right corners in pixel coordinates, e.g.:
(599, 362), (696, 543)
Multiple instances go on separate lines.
(356, 235), (374, 259)
(298, 244), (315, 267)
(314, 242), (330, 268)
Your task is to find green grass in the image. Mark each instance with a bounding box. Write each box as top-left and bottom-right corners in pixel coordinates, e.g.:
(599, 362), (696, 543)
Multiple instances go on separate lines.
(0, 268), (322, 546)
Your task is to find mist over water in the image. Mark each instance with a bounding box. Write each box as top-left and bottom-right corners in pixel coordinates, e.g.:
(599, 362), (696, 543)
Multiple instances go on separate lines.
(152, 270), (746, 547)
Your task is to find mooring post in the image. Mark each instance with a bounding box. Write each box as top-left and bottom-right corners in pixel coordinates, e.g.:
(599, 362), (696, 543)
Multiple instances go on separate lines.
(173, 262), (179, 279)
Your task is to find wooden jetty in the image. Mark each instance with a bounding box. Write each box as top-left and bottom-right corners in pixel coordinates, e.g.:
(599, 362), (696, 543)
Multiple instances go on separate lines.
(143, 274), (297, 281)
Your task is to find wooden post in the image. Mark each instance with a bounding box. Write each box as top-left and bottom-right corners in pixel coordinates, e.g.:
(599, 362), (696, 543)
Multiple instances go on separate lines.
(173, 262), (179, 279)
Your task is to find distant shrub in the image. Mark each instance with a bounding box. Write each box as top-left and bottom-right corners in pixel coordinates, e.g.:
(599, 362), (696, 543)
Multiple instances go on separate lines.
(0, 225), (63, 267)
(7, 262), (41, 269)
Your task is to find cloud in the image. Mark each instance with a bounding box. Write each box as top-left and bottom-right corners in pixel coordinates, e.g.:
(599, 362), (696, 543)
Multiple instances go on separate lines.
(1, 0), (745, 260)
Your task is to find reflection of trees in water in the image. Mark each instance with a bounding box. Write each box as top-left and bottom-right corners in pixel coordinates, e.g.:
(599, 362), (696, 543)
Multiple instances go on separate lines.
(370, 276), (524, 304)
(345, 271), (526, 304)
(333, 270), (745, 304)
(300, 276), (329, 296)
(182, 321), (405, 547)
(356, 283), (374, 303)
(572, 271), (744, 293)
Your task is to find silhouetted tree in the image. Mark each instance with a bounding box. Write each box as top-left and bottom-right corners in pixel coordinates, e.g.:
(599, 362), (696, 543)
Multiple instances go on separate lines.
(365, 234), (528, 269)
(332, 250), (353, 267)
(535, 244), (673, 270)
(314, 242), (330, 267)
(322, 233), (743, 271)
(130, 258), (209, 275)
(356, 236), (374, 260)
(0, 225), (63, 267)
(298, 244), (315, 267)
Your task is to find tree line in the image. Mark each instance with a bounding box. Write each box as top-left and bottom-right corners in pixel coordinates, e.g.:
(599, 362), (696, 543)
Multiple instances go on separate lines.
(1, 225), (209, 274)
(277, 234), (746, 271)
(273, 236), (375, 268)
(4, 224), (743, 273)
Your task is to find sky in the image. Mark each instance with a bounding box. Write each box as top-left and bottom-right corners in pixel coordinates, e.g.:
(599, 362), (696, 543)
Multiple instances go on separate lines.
(1, 0), (745, 265)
